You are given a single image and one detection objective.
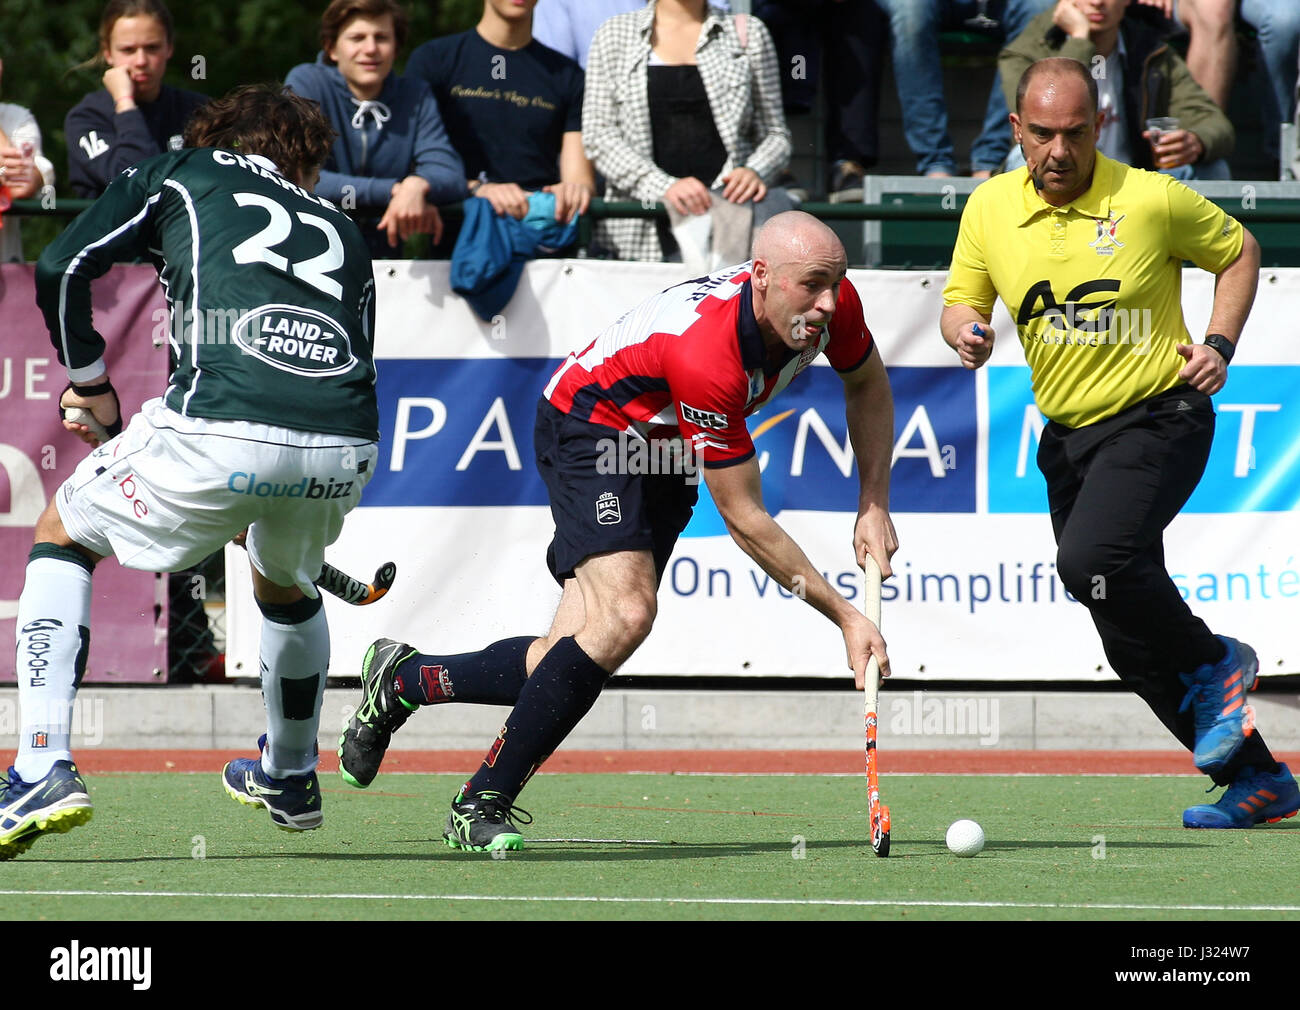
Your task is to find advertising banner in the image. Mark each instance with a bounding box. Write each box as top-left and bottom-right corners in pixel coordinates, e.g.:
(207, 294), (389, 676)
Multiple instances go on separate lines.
(220, 260), (1299, 681)
(0, 264), (170, 683)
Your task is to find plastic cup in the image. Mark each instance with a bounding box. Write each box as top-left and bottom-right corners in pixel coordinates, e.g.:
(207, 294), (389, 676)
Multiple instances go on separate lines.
(1145, 116), (1179, 142)
(1145, 117), (1179, 166)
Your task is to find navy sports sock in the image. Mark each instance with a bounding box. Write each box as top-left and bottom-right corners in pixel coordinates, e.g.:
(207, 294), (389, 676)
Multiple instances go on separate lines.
(394, 637), (533, 706)
(465, 636), (610, 800)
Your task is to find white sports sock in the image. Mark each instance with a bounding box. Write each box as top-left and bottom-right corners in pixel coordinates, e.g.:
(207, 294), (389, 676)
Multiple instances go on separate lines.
(14, 557), (92, 781)
(258, 605), (329, 778)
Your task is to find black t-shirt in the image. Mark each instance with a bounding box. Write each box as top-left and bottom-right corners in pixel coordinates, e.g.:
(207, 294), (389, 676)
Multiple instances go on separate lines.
(648, 65), (727, 185)
(405, 30), (583, 189)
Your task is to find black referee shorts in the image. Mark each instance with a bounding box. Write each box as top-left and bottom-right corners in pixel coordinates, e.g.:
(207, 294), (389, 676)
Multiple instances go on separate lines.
(534, 399), (699, 585)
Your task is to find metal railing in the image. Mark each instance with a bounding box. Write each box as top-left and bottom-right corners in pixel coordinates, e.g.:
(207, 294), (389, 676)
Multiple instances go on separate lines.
(17, 192), (1300, 271)
(15, 195), (1300, 224)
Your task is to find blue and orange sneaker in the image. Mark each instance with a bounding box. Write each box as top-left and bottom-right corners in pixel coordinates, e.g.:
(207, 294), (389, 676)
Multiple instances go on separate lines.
(0, 760), (93, 860)
(1178, 636), (1258, 775)
(222, 736), (322, 832)
(1184, 764), (1300, 828)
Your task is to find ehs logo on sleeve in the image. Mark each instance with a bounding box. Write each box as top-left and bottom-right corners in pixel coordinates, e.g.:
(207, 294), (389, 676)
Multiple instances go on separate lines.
(232, 304), (358, 377)
(681, 402), (728, 430)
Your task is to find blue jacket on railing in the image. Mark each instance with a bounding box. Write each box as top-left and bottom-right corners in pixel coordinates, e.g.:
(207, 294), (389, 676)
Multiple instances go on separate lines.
(285, 53), (467, 256)
(451, 192), (580, 321)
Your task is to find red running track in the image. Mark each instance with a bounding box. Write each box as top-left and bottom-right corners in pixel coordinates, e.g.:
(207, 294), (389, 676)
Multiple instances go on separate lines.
(74, 749), (1300, 775)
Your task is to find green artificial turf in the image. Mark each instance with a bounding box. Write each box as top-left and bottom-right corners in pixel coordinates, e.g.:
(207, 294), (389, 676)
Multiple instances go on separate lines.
(2, 772), (1296, 922)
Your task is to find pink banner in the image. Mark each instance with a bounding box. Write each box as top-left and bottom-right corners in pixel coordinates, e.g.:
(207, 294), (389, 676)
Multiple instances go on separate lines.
(1, 263), (170, 682)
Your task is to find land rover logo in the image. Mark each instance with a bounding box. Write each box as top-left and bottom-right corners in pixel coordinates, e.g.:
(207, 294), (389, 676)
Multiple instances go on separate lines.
(232, 304), (357, 377)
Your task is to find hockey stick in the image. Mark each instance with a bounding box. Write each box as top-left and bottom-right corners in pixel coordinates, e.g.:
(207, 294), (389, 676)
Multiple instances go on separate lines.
(863, 555), (891, 857)
(317, 561), (397, 605)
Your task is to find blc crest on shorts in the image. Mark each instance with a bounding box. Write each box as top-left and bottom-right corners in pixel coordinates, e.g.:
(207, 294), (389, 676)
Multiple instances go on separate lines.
(595, 491), (622, 525)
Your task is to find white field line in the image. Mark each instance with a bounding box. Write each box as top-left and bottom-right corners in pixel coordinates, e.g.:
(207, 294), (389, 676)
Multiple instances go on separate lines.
(0, 890), (1296, 913)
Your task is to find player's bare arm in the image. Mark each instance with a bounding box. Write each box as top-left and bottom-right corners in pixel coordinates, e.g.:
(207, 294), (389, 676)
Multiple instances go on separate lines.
(840, 348), (898, 577)
(703, 456), (889, 687)
(941, 304), (995, 370)
(1176, 228), (1260, 395)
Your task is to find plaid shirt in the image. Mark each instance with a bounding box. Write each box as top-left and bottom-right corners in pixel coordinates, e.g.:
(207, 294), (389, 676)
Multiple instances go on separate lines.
(583, 3), (791, 261)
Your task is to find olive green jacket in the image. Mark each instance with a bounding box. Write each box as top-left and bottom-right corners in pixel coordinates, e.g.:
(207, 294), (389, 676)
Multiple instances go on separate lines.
(999, 9), (1233, 168)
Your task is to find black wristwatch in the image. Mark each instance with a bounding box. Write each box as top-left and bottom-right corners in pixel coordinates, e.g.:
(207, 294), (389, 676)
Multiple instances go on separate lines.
(1203, 333), (1235, 363)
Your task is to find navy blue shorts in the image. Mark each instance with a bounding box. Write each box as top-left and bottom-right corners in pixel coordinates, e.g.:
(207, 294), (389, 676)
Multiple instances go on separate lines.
(534, 399), (699, 585)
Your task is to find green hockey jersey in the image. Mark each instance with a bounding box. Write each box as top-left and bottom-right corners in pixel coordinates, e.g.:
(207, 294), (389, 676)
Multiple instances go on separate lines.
(36, 148), (380, 441)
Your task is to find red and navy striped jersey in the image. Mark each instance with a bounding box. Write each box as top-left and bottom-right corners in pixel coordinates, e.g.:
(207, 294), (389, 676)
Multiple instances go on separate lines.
(542, 262), (874, 467)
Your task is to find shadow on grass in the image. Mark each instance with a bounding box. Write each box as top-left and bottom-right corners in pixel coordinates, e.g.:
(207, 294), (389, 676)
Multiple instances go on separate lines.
(36, 839), (848, 864)
(27, 835), (1239, 865)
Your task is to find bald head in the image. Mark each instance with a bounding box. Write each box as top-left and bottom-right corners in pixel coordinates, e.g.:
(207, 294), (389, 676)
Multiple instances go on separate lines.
(749, 211), (847, 353)
(1016, 57), (1098, 116)
(752, 210), (846, 273)
(1011, 57), (1102, 205)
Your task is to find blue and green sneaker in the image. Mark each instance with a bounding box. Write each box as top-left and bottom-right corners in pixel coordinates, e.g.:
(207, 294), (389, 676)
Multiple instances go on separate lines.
(222, 738), (322, 831)
(0, 760), (93, 860)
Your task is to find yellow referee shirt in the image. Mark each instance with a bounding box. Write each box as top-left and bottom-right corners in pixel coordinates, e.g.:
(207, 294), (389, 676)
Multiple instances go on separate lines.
(943, 153), (1244, 428)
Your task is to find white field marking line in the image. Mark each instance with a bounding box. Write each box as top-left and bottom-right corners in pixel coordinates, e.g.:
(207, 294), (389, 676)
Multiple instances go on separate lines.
(1, 890), (1297, 912)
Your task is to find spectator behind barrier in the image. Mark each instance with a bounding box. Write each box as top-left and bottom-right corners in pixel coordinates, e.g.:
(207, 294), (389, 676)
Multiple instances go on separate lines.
(0, 57), (56, 263)
(1175, 0), (1235, 110)
(752, 0), (887, 202)
(1000, 0), (1233, 179)
(405, 0), (593, 237)
(875, 0), (1058, 178)
(286, 0), (466, 259)
(534, 0), (731, 69)
(1177, 1), (1300, 165)
(65, 0), (206, 198)
(1295, 40), (1300, 180)
(1239, 1), (1300, 166)
(583, 1), (792, 262)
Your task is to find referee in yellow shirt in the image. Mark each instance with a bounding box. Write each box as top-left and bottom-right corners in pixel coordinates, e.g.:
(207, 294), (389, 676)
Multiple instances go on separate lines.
(942, 57), (1297, 829)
